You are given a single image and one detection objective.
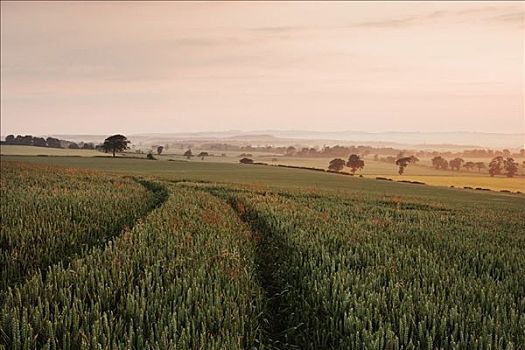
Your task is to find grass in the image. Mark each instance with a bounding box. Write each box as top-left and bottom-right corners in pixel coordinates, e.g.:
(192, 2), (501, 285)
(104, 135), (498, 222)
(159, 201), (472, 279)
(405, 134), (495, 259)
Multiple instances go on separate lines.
(133, 153), (525, 192)
(0, 145), (101, 157)
(3, 145), (523, 192)
(1, 159), (524, 349)
(2, 155), (524, 210)
(1, 183), (264, 349)
(389, 175), (524, 192)
(204, 185), (525, 349)
(0, 162), (162, 292)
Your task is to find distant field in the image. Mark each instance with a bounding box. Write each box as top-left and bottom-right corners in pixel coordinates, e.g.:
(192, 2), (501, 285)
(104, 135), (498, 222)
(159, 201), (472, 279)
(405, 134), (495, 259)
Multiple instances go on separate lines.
(0, 145), (102, 157)
(253, 156), (525, 191)
(2, 146), (523, 192)
(2, 155), (524, 209)
(388, 175), (524, 192)
(257, 155), (525, 176)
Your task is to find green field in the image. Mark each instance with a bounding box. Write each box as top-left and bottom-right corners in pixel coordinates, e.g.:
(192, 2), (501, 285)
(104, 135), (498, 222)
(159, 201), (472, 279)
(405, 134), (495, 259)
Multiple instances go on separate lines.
(2, 155), (524, 208)
(0, 145), (102, 157)
(3, 145), (522, 192)
(1, 159), (524, 349)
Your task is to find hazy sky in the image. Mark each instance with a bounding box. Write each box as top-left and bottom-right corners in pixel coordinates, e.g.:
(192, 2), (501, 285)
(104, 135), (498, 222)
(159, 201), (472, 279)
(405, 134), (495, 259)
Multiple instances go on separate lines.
(1, 1), (524, 135)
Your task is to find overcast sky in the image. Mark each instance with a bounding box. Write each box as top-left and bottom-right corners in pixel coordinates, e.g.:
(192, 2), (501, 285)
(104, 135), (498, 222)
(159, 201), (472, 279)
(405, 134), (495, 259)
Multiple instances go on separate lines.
(1, 1), (523, 135)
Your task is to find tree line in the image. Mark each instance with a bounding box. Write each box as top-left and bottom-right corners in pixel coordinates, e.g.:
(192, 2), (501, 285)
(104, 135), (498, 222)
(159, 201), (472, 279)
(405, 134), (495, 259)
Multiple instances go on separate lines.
(2, 134), (95, 150)
(222, 144), (525, 158)
(327, 154), (521, 177)
(430, 156), (519, 177)
(3, 133), (132, 158)
(328, 154), (420, 175)
(155, 142), (525, 159)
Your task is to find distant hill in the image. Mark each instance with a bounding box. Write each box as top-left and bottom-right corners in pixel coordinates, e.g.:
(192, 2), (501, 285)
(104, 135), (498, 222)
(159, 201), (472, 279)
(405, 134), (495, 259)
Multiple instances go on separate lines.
(246, 130), (524, 149)
(12, 130), (523, 149)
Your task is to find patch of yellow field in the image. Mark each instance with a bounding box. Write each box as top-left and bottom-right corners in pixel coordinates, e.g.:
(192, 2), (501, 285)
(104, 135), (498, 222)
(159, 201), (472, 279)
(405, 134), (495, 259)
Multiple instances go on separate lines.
(386, 175), (525, 192)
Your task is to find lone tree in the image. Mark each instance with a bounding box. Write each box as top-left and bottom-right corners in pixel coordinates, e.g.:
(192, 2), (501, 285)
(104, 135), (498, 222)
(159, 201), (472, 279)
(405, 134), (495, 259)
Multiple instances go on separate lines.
(475, 162), (486, 173)
(395, 156), (417, 175)
(157, 146), (164, 155)
(102, 134), (130, 157)
(328, 158), (346, 172)
(504, 157), (518, 178)
(488, 156), (504, 176)
(197, 152), (209, 160)
(239, 157), (254, 164)
(184, 149), (193, 159)
(346, 154), (365, 174)
(449, 158), (464, 171)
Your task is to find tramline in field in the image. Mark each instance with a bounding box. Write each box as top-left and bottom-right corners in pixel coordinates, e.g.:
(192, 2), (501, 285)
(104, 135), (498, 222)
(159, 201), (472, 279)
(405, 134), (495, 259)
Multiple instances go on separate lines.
(1, 161), (524, 349)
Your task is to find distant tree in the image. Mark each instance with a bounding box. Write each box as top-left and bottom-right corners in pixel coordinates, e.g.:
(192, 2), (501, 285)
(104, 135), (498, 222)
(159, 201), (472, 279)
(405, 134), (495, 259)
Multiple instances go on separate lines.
(239, 157), (254, 164)
(463, 161), (475, 171)
(488, 156), (504, 176)
(147, 152), (156, 160)
(46, 137), (62, 148)
(504, 158), (518, 178)
(285, 146), (296, 156)
(33, 137), (47, 147)
(328, 158), (346, 172)
(431, 156), (441, 169)
(102, 134), (130, 157)
(449, 158), (464, 171)
(17, 135), (33, 146)
(475, 162), (486, 173)
(184, 149), (193, 159)
(346, 154), (365, 174)
(395, 156), (417, 175)
(409, 155), (419, 163)
(5, 135), (15, 144)
(82, 142), (95, 150)
(432, 156), (448, 170)
(197, 152), (209, 160)
(157, 145), (164, 155)
(68, 142), (80, 149)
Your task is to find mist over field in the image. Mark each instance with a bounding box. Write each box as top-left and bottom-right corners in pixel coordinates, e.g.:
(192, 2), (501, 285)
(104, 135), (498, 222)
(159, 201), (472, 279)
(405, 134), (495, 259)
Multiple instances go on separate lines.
(43, 130), (524, 149)
(2, 1), (523, 138)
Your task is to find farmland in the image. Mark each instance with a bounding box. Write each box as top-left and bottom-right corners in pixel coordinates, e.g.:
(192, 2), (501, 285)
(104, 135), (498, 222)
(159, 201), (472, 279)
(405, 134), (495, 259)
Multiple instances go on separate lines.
(2, 145), (523, 191)
(0, 162), (164, 291)
(1, 158), (524, 349)
(0, 145), (101, 157)
(2, 155), (524, 207)
(2, 0), (524, 348)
